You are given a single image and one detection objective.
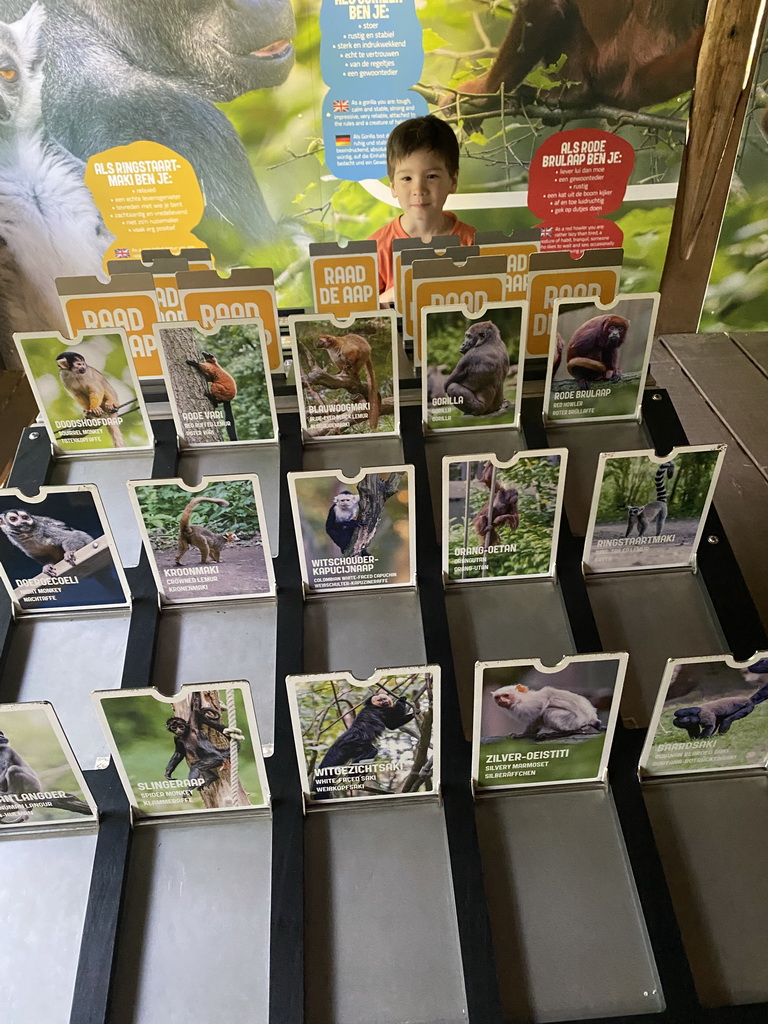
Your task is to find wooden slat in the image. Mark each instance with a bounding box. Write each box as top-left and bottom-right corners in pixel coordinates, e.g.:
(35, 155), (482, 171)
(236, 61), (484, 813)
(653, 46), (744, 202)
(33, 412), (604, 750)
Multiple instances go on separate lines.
(730, 332), (768, 378)
(661, 333), (768, 474)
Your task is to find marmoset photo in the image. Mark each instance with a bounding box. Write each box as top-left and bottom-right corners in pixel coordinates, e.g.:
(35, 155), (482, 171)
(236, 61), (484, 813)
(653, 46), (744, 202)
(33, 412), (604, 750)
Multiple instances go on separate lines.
(292, 315), (397, 437)
(290, 470), (413, 592)
(131, 479), (272, 604)
(16, 332), (151, 453)
(289, 671), (436, 802)
(475, 657), (623, 788)
(158, 321), (276, 446)
(445, 455), (562, 581)
(424, 306), (522, 430)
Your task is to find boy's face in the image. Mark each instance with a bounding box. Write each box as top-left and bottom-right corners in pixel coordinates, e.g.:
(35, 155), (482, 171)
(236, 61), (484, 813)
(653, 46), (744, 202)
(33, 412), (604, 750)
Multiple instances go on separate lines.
(389, 148), (458, 219)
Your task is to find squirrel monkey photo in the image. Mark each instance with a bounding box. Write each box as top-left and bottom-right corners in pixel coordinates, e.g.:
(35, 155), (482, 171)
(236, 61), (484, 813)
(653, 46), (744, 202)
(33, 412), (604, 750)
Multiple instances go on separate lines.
(56, 351), (120, 417)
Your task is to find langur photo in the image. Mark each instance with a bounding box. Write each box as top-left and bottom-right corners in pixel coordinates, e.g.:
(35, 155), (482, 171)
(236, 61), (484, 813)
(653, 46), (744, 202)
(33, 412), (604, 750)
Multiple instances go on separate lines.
(476, 658), (623, 788)
(446, 455), (561, 581)
(424, 306), (522, 431)
(0, 489), (127, 611)
(290, 470), (413, 592)
(16, 332), (151, 452)
(644, 657), (768, 775)
(292, 316), (396, 437)
(291, 671), (436, 802)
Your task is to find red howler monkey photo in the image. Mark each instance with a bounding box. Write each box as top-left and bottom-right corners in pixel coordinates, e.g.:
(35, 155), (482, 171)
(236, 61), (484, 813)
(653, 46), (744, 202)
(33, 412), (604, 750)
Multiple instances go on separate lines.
(454, 0), (707, 110)
(553, 313), (629, 388)
(294, 318), (396, 437)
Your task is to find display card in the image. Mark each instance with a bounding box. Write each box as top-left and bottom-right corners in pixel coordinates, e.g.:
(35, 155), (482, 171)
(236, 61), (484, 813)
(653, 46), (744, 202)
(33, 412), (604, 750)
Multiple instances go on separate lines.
(156, 319), (277, 448)
(472, 653), (627, 790)
(393, 235), (461, 315)
(286, 666), (440, 805)
(400, 242), (474, 340)
(288, 466), (415, 594)
(525, 249), (623, 357)
(640, 654), (768, 778)
(93, 682), (270, 819)
(544, 294), (659, 424)
(0, 702), (97, 830)
(128, 475), (275, 605)
(309, 240), (379, 318)
(14, 330), (153, 456)
(57, 271), (162, 378)
(421, 302), (526, 432)
(289, 311), (399, 439)
(141, 247), (213, 270)
(583, 444), (726, 574)
(108, 255), (192, 322)
(0, 485), (130, 615)
(177, 267), (283, 373)
(442, 451), (567, 583)
(474, 229), (541, 302)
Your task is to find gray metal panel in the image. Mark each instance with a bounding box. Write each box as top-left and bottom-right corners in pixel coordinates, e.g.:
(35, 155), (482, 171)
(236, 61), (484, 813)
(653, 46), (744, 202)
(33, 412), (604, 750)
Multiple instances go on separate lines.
(178, 444), (282, 556)
(424, 428), (524, 534)
(108, 817), (272, 1024)
(50, 453), (155, 567)
(545, 421), (650, 537)
(152, 601), (277, 748)
(445, 582), (574, 737)
(1, 832), (97, 1023)
(476, 788), (663, 1023)
(304, 590), (426, 676)
(305, 801), (467, 1024)
(587, 570), (727, 727)
(644, 774), (768, 1007)
(2, 612), (131, 767)
(301, 435), (405, 474)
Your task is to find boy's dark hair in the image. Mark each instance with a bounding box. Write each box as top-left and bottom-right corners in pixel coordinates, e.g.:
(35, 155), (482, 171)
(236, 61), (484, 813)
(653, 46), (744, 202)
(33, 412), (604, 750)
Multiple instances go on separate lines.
(386, 114), (460, 179)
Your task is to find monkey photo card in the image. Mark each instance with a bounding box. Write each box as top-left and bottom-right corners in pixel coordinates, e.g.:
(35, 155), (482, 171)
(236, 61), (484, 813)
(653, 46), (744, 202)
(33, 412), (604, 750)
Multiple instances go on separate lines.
(287, 466), (415, 595)
(421, 302), (526, 432)
(92, 682), (270, 820)
(442, 451), (567, 583)
(128, 475), (275, 605)
(156, 318), (278, 449)
(640, 654), (768, 778)
(544, 294), (660, 424)
(472, 653), (627, 791)
(0, 485), (130, 616)
(288, 311), (399, 439)
(285, 667), (440, 806)
(14, 330), (153, 456)
(0, 702), (98, 832)
(583, 445), (726, 575)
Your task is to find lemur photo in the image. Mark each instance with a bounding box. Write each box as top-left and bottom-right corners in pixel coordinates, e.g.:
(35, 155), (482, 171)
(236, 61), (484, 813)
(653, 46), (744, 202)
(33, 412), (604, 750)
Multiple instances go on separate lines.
(643, 656), (768, 776)
(157, 321), (277, 446)
(288, 670), (437, 803)
(0, 704), (95, 828)
(584, 446), (725, 573)
(423, 305), (523, 431)
(15, 332), (151, 453)
(545, 295), (658, 423)
(444, 454), (563, 582)
(0, 488), (128, 612)
(291, 314), (398, 438)
(289, 469), (414, 592)
(95, 685), (267, 817)
(129, 478), (273, 604)
(473, 656), (625, 789)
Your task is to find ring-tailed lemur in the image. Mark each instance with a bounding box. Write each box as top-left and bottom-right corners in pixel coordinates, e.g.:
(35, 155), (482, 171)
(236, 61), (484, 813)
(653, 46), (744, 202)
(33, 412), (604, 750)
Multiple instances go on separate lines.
(0, 3), (113, 362)
(625, 461), (675, 538)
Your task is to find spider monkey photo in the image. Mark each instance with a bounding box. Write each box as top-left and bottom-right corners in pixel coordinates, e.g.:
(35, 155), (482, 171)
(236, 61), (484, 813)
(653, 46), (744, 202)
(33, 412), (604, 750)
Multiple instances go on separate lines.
(165, 693), (246, 805)
(454, 0), (707, 111)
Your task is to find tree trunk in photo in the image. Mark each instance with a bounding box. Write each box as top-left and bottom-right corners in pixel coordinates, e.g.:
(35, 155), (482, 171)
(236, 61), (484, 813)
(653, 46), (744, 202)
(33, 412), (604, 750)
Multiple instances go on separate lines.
(163, 327), (222, 444)
(171, 689), (248, 809)
(345, 472), (403, 556)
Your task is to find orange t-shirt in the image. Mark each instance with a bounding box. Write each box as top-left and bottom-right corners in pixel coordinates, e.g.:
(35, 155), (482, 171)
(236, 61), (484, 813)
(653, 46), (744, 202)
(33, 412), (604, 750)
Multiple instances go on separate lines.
(368, 212), (476, 295)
